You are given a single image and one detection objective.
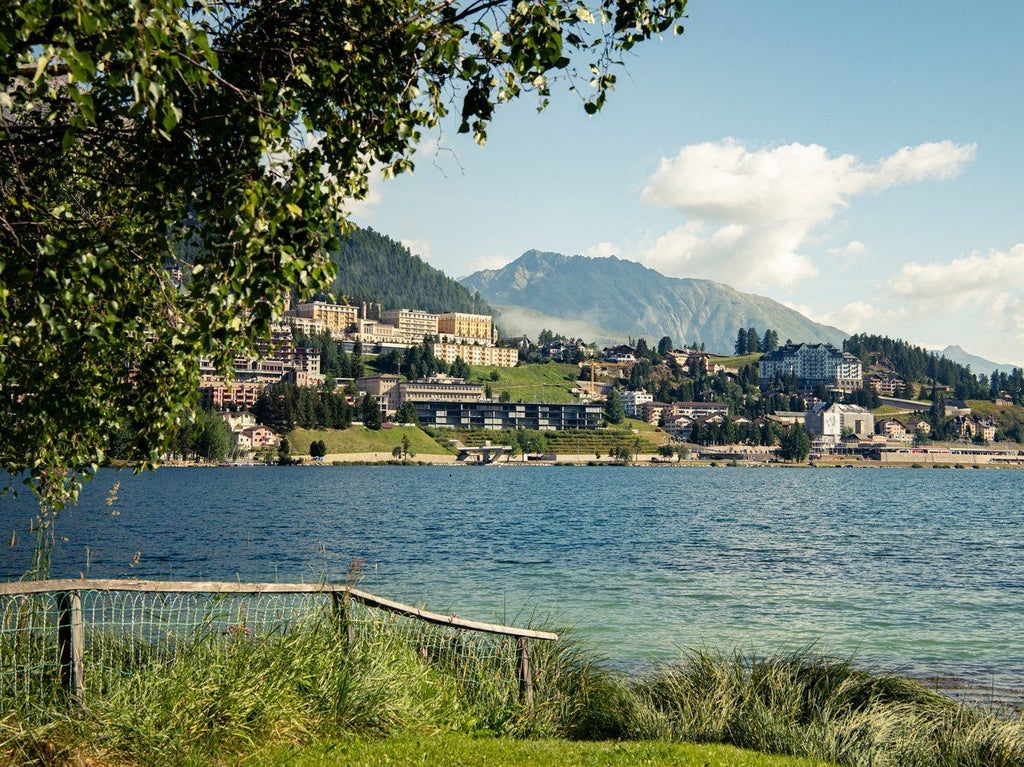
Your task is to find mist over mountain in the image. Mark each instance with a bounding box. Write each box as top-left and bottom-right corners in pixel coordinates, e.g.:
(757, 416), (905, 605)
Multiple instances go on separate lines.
(460, 251), (848, 353)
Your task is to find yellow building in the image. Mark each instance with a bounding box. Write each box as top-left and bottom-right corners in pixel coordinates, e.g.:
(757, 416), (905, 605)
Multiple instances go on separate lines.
(380, 309), (439, 341)
(438, 312), (493, 343)
(432, 341), (519, 368)
(292, 301), (358, 335)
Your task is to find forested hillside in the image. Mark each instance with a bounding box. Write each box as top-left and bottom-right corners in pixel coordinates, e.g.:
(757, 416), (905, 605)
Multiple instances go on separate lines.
(843, 333), (1024, 402)
(328, 227), (492, 315)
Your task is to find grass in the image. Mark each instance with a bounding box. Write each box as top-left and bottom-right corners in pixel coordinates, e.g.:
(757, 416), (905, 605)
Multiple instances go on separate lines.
(254, 733), (832, 766)
(471, 363), (582, 404)
(711, 353), (762, 369)
(4, 603), (1024, 767)
(287, 425), (453, 456)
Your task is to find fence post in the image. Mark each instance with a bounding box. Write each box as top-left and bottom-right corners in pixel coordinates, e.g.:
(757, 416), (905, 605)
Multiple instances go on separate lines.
(332, 591), (356, 648)
(517, 636), (533, 709)
(56, 590), (84, 704)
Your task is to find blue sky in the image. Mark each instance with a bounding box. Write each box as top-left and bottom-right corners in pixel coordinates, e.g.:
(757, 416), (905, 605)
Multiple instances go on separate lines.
(353, 0), (1024, 366)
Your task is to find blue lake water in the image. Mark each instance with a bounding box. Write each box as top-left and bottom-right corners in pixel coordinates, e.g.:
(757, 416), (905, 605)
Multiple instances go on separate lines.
(2, 465), (1023, 694)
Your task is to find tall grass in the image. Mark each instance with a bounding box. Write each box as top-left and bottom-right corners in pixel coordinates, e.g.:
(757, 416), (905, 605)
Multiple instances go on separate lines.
(3, 615), (1024, 766)
(632, 648), (1024, 767)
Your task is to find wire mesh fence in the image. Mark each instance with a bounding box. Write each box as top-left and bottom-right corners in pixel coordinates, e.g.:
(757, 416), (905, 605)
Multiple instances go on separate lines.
(0, 580), (555, 714)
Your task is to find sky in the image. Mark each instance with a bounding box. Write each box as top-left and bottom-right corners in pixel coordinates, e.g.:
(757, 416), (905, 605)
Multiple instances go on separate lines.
(353, 0), (1024, 367)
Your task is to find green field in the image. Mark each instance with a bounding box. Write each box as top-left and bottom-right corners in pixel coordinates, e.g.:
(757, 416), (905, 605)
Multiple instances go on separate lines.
(255, 734), (832, 767)
(287, 425), (453, 455)
(470, 362), (582, 403)
(711, 352), (762, 368)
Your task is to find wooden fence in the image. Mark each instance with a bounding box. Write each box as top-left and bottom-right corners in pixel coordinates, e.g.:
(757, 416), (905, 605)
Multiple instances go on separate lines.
(0, 578), (557, 709)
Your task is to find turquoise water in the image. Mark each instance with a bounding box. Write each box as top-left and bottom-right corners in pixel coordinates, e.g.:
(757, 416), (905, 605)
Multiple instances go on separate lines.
(3, 465), (1023, 692)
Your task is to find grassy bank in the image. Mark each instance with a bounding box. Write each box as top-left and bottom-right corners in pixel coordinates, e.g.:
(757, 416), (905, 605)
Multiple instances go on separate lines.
(4, 605), (1023, 767)
(470, 363), (582, 403)
(287, 425), (454, 456)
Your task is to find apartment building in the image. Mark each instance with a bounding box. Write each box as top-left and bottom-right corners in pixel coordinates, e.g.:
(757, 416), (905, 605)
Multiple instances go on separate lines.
(388, 374), (485, 413)
(292, 301), (359, 335)
(437, 312), (494, 343)
(758, 343), (863, 393)
(432, 341), (519, 368)
(413, 401), (604, 431)
(619, 390), (654, 418)
(380, 309), (439, 342)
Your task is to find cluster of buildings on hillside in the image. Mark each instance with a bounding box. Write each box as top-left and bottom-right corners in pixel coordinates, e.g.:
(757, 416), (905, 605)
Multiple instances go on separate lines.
(199, 302), (514, 409)
(197, 311), (1011, 460)
(283, 301), (519, 367)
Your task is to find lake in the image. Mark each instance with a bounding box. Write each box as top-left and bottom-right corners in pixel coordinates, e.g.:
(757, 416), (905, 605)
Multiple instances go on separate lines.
(2, 464), (1022, 698)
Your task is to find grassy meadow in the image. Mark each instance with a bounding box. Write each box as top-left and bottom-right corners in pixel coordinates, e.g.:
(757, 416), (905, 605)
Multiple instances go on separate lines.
(469, 363), (582, 403)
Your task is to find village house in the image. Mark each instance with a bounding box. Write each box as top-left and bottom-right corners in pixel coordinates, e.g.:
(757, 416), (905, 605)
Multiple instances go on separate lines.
(876, 418), (913, 443)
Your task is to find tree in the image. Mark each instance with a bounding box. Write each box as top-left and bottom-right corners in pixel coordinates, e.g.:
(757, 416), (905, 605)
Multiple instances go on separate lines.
(778, 424), (811, 462)
(658, 335), (674, 356)
(735, 328), (748, 356)
(449, 357), (471, 380)
(746, 327), (760, 353)
(762, 329), (779, 353)
(361, 394), (382, 431)
(1, 0), (688, 512)
(395, 401), (419, 425)
(603, 390), (625, 425)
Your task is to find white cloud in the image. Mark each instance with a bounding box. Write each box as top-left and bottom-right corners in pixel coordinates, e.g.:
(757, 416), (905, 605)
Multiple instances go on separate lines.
(638, 139), (976, 290)
(883, 244), (1024, 344)
(401, 238), (435, 264)
(461, 252), (515, 277)
(585, 241), (618, 258)
(827, 240), (867, 259)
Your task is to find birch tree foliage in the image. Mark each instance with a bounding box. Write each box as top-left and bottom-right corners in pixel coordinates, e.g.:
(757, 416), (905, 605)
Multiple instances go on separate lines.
(0, 0), (687, 508)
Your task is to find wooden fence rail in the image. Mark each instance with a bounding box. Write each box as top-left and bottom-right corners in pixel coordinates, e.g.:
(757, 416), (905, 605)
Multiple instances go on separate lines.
(0, 578), (558, 707)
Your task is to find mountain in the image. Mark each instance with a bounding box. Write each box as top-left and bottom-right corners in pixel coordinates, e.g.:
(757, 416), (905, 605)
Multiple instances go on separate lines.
(460, 250), (848, 353)
(939, 345), (1021, 377)
(327, 227), (492, 316)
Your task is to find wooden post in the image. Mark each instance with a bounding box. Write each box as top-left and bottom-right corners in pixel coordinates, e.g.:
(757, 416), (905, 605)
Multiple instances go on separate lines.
(332, 591), (356, 648)
(56, 590), (84, 704)
(517, 637), (533, 709)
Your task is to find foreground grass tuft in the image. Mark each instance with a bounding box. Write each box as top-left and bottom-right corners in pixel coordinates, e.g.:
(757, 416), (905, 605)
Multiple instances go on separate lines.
(3, 615), (1024, 767)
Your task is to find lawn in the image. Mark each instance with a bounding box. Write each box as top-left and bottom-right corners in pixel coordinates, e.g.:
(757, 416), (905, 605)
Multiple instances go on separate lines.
(287, 425), (453, 455)
(471, 362), (582, 403)
(253, 734), (833, 767)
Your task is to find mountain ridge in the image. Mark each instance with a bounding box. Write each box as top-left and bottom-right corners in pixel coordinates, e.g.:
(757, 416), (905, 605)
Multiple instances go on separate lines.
(461, 250), (849, 354)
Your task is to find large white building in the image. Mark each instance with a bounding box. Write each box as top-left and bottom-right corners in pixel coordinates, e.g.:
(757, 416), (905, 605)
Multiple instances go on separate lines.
(758, 343), (863, 393)
(619, 390), (654, 418)
(804, 402), (875, 444)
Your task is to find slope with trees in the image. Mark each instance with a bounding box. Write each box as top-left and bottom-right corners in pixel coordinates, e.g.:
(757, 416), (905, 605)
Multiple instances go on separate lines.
(328, 227), (492, 315)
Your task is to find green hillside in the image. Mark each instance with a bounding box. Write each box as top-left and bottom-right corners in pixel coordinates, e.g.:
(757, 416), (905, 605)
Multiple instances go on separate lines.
(470, 363), (581, 403)
(329, 227), (491, 315)
(287, 425), (453, 455)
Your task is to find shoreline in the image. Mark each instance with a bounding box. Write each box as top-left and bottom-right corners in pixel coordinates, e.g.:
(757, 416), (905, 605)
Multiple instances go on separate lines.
(155, 455), (1024, 469)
